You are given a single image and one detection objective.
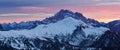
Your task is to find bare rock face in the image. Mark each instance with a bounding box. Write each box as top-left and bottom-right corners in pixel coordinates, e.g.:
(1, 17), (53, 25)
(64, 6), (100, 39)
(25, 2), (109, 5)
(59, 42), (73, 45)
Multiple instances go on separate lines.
(107, 20), (120, 32)
(92, 30), (120, 47)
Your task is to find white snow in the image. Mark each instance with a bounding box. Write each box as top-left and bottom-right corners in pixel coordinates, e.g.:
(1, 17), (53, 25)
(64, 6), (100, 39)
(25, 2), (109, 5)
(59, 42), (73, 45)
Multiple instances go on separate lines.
(69, 27), (109, 46)
(0, 17), (86, 39)
(83, 27), (109, 36)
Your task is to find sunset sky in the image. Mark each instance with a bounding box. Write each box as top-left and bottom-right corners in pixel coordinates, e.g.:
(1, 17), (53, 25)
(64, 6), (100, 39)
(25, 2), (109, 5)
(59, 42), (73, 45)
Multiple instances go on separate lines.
(0, 0), (120, 23)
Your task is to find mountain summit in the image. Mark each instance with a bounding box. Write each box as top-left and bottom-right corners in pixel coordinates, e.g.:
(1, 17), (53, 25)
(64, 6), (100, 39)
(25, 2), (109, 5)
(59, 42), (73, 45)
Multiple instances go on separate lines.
(55, 9), (84, 20)
(42, 9), (84, 24)
(42, 9), (103, 26)
(107, 20), (120, 32)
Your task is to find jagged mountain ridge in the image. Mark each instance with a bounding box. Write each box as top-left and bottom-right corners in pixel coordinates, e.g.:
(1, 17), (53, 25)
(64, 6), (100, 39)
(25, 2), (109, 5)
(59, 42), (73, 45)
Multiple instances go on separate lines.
(41, 9), (104, 26)
(0, 9), (105, 31)
(107, 20), (120, 32)
(1, 21), (41, 31)
(92, 30), (120, 47)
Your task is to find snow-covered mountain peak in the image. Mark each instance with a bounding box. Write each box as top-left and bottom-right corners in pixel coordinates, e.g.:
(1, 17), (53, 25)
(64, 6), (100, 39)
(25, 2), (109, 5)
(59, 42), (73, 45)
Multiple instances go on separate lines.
(0, 17), (85, 38)
(54, 9), (84, 19)
(41, 9), (104, 27)
(55, 17), (85, 25)
(42, 9), (85, 24)
(0, 9), (106, 31)
(57, 9), (73, 14)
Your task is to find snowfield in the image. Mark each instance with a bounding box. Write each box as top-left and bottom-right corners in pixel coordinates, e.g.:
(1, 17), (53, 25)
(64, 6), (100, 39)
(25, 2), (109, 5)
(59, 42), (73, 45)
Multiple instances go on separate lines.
(0, 17), (84, 39)
(0, 17), (109, 40)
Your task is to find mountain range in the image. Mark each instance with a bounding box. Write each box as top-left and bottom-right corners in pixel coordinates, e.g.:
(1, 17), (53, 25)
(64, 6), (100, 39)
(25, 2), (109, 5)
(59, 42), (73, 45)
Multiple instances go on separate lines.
(0, 9), (119, 50)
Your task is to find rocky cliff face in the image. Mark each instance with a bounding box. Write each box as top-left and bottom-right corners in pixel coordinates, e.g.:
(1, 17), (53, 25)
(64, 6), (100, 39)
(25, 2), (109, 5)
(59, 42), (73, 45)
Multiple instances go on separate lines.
(107, 20), (120, 32)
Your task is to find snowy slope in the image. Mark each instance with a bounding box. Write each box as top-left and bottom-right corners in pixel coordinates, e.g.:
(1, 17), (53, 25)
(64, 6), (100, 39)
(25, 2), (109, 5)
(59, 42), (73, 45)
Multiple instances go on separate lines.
(83, 27), (109, 36)
(0, 17), (109, 49)
(69, 26), (109, 46)
(0, 17), (86, 39)
(0, 17), (108, 38)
